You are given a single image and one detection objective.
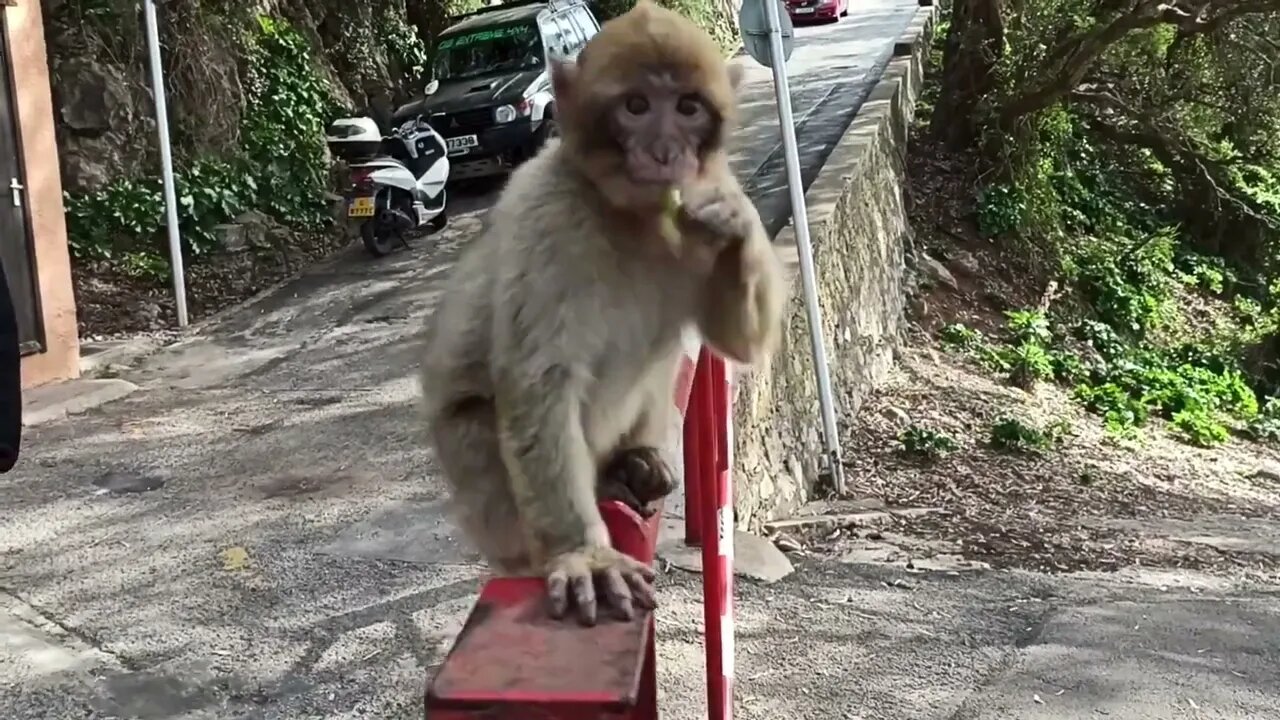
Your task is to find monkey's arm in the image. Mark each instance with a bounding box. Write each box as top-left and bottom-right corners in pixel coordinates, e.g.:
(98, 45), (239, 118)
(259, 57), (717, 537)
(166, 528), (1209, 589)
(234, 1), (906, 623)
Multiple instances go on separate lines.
(494, 362), (611, 561)
(690, 180), (787, 366)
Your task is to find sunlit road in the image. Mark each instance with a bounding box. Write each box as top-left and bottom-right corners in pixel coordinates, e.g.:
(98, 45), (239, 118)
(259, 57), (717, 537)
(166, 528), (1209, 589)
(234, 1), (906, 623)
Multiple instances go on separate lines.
(1, 3), (928, 719)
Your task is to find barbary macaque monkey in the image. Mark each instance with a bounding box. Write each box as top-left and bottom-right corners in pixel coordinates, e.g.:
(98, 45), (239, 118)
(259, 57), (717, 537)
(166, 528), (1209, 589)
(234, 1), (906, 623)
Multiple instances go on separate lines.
(418, 0), (786, 625)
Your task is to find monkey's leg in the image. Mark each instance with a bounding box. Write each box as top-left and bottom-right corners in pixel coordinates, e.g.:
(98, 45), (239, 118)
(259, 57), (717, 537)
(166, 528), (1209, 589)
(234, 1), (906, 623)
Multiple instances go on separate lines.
(429, 397), (533, 573)
(597, 358), (680, 518)
(599, 448), (676, 519)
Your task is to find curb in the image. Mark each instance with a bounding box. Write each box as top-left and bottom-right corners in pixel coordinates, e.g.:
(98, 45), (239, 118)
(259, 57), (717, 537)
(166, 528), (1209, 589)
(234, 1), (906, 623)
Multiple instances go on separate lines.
(732, 2), (938, 525)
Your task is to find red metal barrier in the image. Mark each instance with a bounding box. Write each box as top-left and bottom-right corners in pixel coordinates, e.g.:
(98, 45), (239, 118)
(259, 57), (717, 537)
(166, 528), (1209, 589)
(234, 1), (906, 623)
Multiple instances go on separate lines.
(424, 345), (732, 720)
(687, 349), (735, 720)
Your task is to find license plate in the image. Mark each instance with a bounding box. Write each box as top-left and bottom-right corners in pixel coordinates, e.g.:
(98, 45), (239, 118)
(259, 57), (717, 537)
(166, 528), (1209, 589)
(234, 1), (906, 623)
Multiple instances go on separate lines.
(447, 134), (479, 155)
(794, 7), (815, 12)
(348, 196), (376, 218)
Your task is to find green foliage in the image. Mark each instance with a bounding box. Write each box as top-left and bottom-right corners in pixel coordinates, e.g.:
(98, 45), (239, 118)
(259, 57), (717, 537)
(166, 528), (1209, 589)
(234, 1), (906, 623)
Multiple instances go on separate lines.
(591, 0), (738, 52)
(1004, 309), (1052, 345)
(939, 322), (985, 350)
(1171, 409), (1230, 448)
(898, 425), (959, 460)
(1006, 341), (1055, 389)
(64, 14), (335, 274)
(1176, 254), (1234, 295)
(63, 156), (260, 280)
(1246, 397), (1280, 442)
(1066, 228), (1178, 336)
(989, 416), (1071, 453)
(929, 1), (1280, 453)
(241, 15), (334, 228)
(977, 184), (1026, 238)
(382, 6), (432, 86)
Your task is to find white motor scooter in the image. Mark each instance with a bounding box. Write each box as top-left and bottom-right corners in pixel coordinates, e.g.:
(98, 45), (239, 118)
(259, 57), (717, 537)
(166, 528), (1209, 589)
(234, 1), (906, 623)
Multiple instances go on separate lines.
(325, 109), (451, 257)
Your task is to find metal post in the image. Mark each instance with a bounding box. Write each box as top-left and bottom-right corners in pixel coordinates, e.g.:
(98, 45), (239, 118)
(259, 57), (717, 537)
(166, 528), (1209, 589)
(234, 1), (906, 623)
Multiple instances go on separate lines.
(142, 0), (189, 327)
(760, 0), (846, 492)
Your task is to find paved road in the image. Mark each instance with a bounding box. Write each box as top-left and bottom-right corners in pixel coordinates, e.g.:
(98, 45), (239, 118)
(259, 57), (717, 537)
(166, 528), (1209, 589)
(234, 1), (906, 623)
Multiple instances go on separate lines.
(9, 4), (1279, 719)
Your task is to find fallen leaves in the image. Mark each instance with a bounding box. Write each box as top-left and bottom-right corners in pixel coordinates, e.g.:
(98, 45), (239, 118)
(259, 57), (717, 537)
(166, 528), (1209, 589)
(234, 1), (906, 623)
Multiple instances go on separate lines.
(813, 345), (1280, 581)
(219, 546), (253, 571)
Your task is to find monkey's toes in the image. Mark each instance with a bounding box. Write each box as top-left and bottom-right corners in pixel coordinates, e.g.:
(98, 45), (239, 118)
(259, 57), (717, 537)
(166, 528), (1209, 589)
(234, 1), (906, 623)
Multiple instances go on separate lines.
(604, 447), (676, 504)
(598, 480), (655, 518)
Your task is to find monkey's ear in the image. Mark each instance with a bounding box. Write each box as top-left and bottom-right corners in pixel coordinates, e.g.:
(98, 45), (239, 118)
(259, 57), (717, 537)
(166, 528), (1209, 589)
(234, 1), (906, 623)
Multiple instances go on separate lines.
(550, 58), (579, 105)
(726, 60), (745, 93)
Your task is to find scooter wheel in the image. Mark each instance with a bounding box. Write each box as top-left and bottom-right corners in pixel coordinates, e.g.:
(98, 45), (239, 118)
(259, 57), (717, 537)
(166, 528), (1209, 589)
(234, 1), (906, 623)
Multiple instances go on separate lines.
(361, 221), (395, 257)
(427, 209), (448, 234)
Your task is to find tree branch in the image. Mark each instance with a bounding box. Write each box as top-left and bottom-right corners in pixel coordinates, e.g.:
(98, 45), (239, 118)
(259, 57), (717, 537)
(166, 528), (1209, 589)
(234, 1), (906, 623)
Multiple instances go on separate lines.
(1077, 106), (1280, 231)
(1000, 0), (1280, 125)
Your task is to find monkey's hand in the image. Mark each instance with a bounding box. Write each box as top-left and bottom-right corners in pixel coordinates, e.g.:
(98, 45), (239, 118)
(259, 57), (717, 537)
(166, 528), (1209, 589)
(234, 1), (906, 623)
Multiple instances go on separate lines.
(674, 180), (757, 253)
(545, 546), (657, 626)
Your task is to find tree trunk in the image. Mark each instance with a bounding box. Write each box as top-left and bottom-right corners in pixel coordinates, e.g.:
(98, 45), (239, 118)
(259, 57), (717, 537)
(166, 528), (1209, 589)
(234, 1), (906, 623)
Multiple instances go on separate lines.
(929, 0), (1004, 150)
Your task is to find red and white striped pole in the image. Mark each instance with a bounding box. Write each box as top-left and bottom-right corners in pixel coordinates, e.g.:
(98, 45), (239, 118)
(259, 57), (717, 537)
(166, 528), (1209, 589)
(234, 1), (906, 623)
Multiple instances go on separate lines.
(695, 347), (734, 720)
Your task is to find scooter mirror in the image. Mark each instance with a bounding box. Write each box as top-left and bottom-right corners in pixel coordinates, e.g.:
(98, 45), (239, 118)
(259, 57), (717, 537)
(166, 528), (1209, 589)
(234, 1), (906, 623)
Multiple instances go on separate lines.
(424, 79), (440, 96)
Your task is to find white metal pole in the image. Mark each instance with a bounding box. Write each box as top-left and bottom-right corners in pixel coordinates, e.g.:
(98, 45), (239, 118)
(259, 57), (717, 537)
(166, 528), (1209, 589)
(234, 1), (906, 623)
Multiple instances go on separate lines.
(761, 0), (846, 492)
(142, 0), (189, 328)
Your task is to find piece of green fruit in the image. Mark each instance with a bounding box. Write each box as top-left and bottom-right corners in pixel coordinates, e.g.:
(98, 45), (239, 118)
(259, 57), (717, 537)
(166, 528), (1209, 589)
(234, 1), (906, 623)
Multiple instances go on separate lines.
(659, 187), (682, 243)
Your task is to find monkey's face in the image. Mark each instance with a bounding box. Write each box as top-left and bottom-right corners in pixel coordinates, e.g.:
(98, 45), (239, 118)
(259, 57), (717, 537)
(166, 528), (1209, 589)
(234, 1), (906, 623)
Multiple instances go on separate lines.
(549, 0), (742, 214)
(555, 63), (740, 212)
(607, 75), (718, 189)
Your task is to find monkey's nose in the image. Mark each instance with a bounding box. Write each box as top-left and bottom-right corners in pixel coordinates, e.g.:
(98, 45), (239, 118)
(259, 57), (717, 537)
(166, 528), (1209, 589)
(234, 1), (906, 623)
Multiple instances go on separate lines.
(650, 140), (680, 166)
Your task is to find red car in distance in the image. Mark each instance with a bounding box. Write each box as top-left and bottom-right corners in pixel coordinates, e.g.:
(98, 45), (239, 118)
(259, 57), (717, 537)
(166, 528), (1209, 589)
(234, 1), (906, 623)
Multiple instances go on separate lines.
(784, 0), (848, 23)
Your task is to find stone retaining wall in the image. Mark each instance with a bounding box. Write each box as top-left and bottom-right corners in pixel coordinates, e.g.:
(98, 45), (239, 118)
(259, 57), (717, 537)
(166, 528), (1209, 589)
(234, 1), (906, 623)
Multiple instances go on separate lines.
(731, 4), (937, 529)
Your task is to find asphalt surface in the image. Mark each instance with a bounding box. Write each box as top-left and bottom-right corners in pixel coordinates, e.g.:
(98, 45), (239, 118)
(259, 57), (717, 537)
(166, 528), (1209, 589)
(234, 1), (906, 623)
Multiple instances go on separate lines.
(7, 4), (1280, 718)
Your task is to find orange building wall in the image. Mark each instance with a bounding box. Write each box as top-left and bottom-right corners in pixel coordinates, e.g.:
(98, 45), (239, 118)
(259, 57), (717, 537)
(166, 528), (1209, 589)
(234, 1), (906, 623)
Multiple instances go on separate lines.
(7, 0), (80, 388)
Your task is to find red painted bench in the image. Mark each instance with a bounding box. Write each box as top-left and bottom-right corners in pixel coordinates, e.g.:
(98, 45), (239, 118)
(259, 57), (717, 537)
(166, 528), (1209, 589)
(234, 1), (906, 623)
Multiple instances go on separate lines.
(424, 500), (663, 719)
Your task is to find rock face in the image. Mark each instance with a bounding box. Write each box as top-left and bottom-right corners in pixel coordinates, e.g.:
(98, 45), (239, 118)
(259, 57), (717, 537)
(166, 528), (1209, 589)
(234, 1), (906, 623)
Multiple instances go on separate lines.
(728, 8), (935, 529)
(41, 1), (423, 195)
(50, 60), (151, 192)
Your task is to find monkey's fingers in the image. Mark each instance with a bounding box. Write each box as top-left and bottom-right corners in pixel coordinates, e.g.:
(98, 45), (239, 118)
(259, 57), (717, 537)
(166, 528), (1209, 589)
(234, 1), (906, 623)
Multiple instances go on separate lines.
(598, 568), (636, 621)
(546, 569), (571, 620)
(624, 570), (658, 610)
(571, 570), (599, 626)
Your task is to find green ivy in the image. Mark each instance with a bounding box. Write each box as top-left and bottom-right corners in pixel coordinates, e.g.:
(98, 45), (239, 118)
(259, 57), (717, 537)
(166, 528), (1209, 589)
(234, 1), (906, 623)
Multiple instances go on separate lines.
(241, 14), (335, 229)
(63, 155), (258, 279)
(976, 184), (1027, 238)
(382, 6), (431, 87)
(898, 425), (959, 460)
(63, 13), (337, 275)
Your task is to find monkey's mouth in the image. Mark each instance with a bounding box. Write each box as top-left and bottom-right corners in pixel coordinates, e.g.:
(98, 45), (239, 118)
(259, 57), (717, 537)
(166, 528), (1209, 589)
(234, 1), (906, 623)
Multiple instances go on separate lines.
(625, 148), (699, 186)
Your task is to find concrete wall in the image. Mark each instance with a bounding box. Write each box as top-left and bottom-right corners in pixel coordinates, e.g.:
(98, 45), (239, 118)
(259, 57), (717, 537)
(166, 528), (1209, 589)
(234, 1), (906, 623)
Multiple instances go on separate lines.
(731, 6), (935, 529)
(7, 0), (80, 388)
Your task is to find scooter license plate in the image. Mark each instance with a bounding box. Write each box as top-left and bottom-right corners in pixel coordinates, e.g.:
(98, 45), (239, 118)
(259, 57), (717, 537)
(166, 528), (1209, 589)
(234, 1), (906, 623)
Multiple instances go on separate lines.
(348, 196), (376, 218)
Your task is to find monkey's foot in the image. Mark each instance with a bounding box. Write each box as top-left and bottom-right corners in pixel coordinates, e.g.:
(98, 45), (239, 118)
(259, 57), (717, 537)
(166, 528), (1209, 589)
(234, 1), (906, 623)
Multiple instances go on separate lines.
(600, 447), (676, 518)
(544, 546), (656, 625)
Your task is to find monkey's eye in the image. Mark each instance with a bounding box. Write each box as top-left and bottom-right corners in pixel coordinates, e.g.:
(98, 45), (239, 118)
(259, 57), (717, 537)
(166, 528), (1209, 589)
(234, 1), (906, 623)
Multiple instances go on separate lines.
(676, 94), (702, 116)
(624, 94), (650, 115)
